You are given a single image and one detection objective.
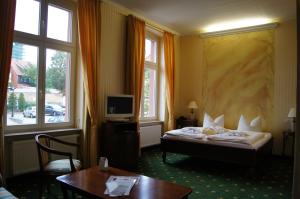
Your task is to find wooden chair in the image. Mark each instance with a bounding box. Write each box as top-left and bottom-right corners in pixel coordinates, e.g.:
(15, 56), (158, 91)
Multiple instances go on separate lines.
(35, 134), (81, 198)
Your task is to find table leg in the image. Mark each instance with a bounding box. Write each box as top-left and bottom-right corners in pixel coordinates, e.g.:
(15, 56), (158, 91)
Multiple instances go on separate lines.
(60, 184), (69, 199)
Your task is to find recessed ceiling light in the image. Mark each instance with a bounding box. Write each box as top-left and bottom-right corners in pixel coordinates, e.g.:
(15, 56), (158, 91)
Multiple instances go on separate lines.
(202, 17), (275, 33)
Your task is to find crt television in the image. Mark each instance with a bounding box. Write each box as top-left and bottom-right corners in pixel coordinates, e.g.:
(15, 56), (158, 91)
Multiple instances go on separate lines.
(105, 95), (134, 118)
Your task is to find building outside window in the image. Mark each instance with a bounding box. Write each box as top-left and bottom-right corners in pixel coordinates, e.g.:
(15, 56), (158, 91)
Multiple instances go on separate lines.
(5, 0), (76, 131)
(140, 32), (160, 121)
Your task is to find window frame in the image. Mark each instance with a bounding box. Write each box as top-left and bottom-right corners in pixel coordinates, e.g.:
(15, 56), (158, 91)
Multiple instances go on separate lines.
(140, 31), (161, 121)
(4, 0), (77, 133)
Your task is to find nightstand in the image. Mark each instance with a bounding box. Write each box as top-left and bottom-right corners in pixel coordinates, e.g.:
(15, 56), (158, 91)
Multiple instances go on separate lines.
(282, 131), (295, 157)
(176, 118), (198, 129)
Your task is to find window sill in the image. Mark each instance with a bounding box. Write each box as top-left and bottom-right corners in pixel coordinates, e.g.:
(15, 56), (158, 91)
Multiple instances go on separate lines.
(140, 120), (163, 127)
(4, 128), (82, 140)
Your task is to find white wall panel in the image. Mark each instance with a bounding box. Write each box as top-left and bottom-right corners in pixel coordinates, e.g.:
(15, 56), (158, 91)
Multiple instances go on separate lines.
(12, 139), (39, 175)
(140, 124), (162, 148)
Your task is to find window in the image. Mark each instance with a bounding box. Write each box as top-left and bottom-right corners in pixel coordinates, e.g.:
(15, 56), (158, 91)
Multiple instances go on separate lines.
(5, 0), (76, 131)
(140, 32), (160, 120)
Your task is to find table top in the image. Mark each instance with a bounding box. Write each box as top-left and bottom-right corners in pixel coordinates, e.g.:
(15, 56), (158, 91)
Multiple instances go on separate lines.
(56, 166), (192, 199)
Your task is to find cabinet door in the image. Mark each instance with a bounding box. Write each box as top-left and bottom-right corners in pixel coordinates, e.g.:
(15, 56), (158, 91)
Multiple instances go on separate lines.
(100, 122), (139, 170)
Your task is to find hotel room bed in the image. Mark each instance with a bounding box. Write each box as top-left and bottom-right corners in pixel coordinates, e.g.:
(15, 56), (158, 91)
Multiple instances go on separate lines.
(160, 127), (273, 167)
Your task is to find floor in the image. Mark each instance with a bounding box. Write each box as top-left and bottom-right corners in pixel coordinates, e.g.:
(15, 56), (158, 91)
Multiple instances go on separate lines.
(6, 147), (293, 199)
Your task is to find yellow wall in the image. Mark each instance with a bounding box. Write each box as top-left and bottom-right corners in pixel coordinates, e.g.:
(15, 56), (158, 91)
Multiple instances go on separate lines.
(175, 36), (205, 117)
(98, 3), (127, 123)
(176, 20), (297, 154)
(272, 20), (297, 154)
(203, 30), (274, 131)
(99, 2), (181, 124)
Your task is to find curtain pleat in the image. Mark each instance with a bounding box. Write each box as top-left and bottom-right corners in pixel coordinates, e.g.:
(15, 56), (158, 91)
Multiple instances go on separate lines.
(163, 32), (175, 131)
(0, 0), (16, 177)
(77, 0), (101, 167)
(125, 15), (145, 122)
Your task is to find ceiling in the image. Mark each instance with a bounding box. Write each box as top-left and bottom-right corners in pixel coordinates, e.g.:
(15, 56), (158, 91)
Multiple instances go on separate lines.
(109, 0), (296, 35)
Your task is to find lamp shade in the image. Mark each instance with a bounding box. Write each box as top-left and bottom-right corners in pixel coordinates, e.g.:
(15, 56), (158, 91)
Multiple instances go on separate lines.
(188, 101), (198, 109)
(288, 108), (296, 118)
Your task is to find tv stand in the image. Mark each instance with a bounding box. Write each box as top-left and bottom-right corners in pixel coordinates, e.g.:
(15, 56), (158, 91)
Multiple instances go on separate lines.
(100, 121), (139, 170)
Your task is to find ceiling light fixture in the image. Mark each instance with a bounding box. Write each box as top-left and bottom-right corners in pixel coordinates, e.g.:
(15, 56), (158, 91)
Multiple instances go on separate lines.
(200, 18), (278, 37)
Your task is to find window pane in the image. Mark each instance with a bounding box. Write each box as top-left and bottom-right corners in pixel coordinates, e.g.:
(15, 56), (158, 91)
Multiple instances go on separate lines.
(14, 0), (40, 35)
(145, 39), (157, 63)
(7, 43), (38, 126)
(45, 49), (71, 123)
(143, 68), (157, 118)
(47, 5), (72, 42)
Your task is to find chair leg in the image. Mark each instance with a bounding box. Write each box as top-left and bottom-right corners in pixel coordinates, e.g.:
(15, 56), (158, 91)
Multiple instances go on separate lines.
(38, 174), (44, 199)
(60, 184), (69, 199)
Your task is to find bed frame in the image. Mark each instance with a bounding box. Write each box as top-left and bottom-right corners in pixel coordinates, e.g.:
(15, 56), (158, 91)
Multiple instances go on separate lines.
(160, 136), (273, 167)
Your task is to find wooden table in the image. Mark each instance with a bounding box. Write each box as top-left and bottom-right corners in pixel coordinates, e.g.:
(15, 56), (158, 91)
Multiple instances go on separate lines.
(56, 166), (192, 199)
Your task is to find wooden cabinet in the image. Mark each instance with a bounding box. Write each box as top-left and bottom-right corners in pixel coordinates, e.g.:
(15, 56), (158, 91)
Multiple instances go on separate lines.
(100, 121), (139, 170)
(176, 117), (198, 129)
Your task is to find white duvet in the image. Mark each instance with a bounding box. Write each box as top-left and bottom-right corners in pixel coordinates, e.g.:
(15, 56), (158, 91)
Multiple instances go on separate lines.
(206, 130), (265, 145)
(165, 127), (206, 139)
(165, 126), (266, 146)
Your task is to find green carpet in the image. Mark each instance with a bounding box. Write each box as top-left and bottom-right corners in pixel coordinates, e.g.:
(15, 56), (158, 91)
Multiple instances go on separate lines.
(6, 147), (293, 199)
(138, 148), (293, 199)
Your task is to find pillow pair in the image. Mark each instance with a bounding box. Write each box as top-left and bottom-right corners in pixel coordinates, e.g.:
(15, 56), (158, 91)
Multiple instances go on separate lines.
(203, 113), (224, 128)
(204, 113), (262, 132)
(237, 115), (261, 132)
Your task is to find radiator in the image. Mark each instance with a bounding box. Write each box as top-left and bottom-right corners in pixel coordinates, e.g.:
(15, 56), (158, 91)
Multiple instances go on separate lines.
(140, 124), (162, 148)
(12, 139), (39, 175)
(12, 134), (79, 176)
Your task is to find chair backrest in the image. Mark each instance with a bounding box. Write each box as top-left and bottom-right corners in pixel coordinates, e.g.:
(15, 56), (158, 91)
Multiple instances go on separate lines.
(35, 134), (80, 173)
(35, 134), (51, 172)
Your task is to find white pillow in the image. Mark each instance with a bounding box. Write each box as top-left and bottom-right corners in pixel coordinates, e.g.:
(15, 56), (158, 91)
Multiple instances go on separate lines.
(237, 115), (262, 132)
(203, 113), (224, 128)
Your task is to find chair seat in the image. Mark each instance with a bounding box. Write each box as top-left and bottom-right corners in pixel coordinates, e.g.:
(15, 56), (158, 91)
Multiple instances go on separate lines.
(0, 187), (17, 199)
(45, 159), (81, 174)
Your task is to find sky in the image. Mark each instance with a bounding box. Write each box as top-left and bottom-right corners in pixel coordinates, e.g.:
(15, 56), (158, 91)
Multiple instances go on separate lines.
(14, 0), (71, 66)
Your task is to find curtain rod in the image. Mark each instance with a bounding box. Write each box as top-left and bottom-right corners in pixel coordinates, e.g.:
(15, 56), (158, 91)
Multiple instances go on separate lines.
(146, 23), (164, 33)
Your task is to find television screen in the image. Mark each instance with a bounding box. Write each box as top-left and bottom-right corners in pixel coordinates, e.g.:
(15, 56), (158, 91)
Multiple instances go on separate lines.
(105, 95), (134, 118)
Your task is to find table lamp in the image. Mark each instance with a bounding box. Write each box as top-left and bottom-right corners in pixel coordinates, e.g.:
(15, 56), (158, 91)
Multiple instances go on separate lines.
(188, 101), (198, 120)
(288, 107), (296, 132)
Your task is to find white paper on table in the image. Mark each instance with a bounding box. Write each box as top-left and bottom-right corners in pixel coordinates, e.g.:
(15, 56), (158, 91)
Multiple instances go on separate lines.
(104, 176), (140, 197)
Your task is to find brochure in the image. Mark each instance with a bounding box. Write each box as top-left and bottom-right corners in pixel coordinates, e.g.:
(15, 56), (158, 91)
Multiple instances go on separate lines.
(104, 176), (140, 197)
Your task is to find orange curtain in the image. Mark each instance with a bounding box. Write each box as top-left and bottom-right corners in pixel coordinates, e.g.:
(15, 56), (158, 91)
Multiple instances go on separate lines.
(0, 0), (16, 176)
(77, 0), (101, 167)
(163, 32), (175, 130)
(125, 15), (145, 122)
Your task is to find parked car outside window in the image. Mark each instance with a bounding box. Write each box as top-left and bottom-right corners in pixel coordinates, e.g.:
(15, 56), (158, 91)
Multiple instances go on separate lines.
(23, 106), (36, 118)
(45, 104), (65, 116)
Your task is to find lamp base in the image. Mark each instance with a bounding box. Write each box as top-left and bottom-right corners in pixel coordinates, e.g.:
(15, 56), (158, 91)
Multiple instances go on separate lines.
(290, 120), (296, 132)
(189, 110), (196, 120)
